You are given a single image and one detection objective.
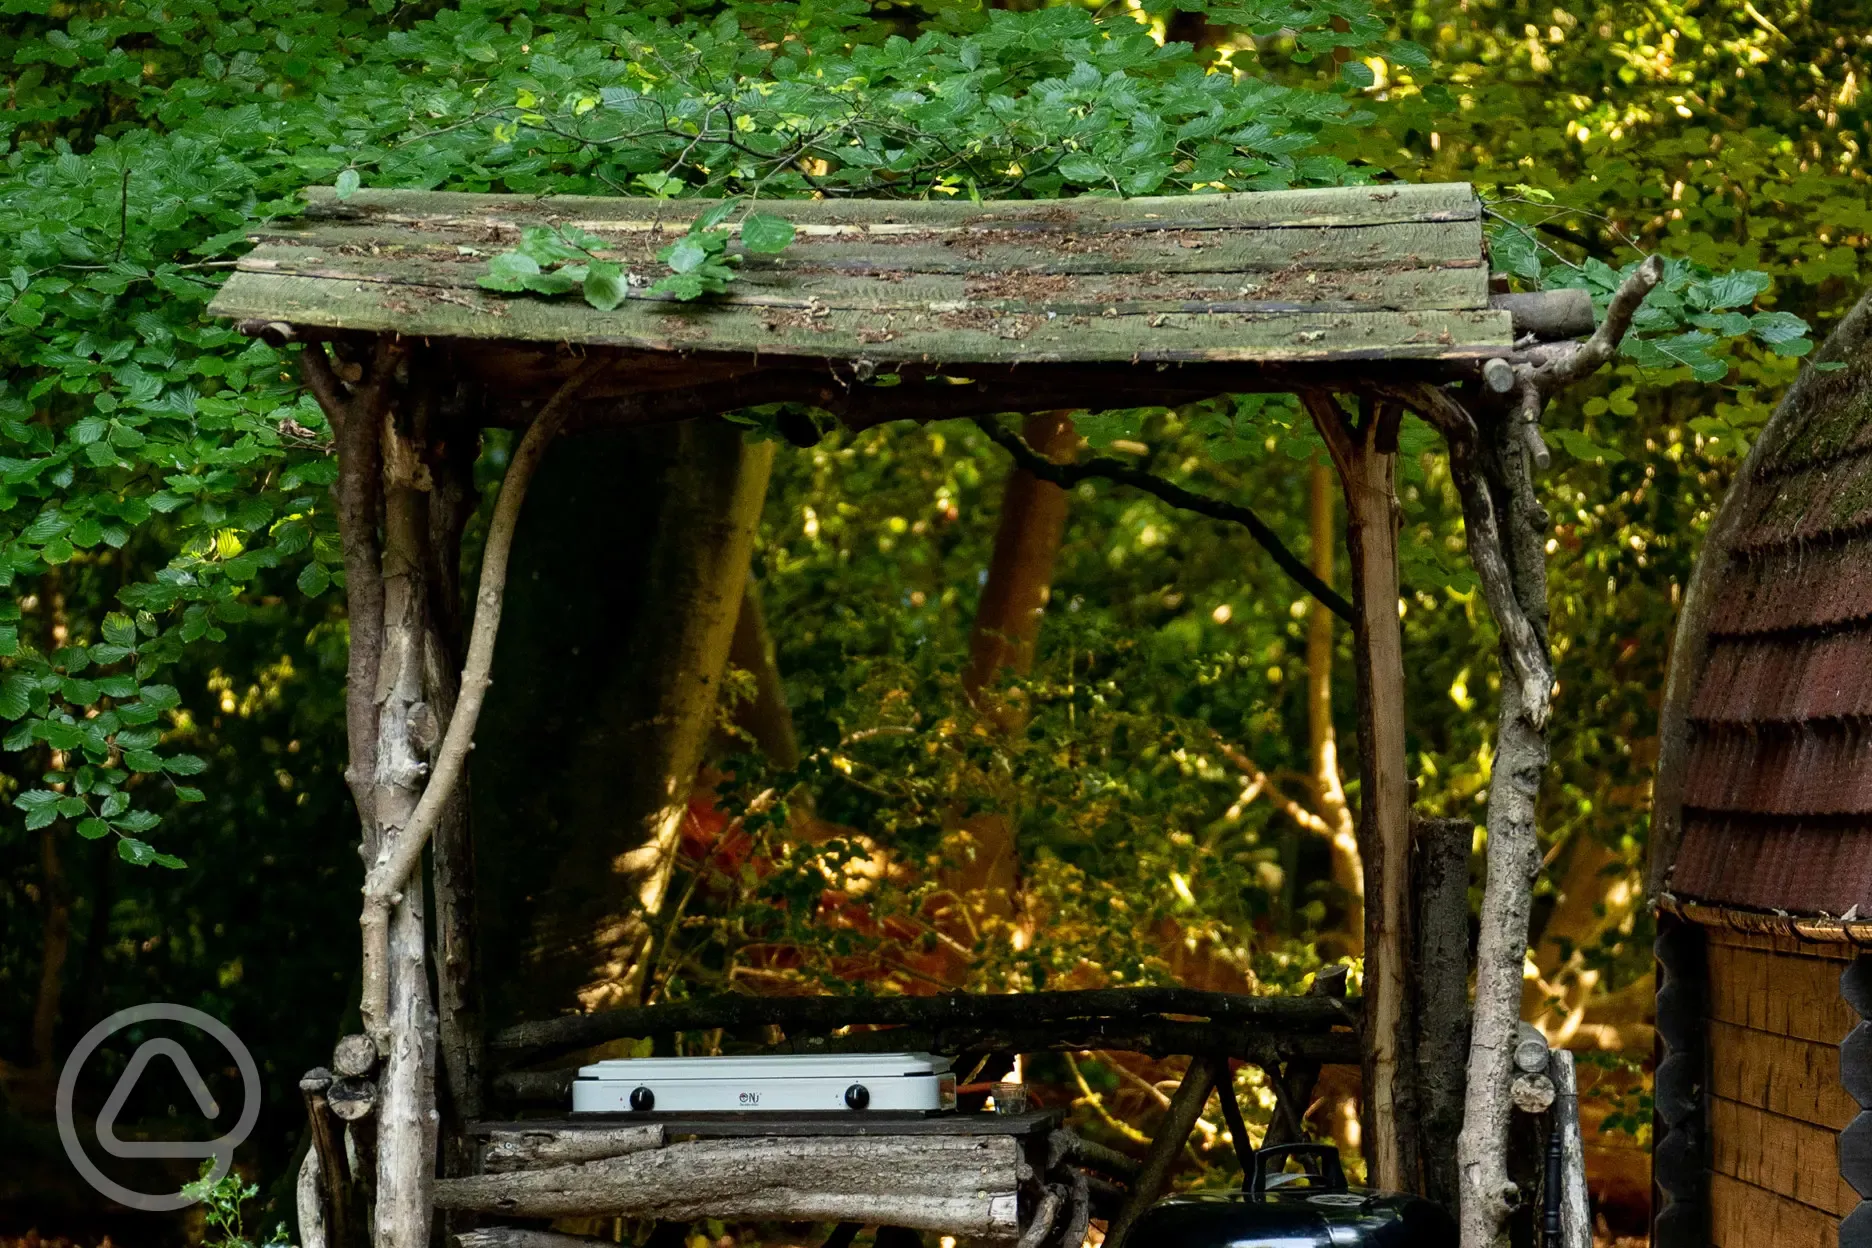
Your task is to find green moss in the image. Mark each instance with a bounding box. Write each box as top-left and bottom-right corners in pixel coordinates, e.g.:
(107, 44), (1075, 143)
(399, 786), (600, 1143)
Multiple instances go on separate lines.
(1763, 365), (1872, 471)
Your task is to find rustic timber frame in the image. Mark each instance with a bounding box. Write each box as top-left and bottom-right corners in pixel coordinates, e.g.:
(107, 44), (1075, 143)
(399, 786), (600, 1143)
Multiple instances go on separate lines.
(208, 180), (1650, 1248)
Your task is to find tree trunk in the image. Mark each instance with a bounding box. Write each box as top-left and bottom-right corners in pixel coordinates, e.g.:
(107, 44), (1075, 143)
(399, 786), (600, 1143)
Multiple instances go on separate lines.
(371, 383), (443, 1248)
(726, 582), (799, 769)
(477, 420), (773, 1018)
(1454, 413), (1554, 1248)
(963, 410), (1076, 700)
(1305, 395), (1415, 1194)
(947, 411), (1077, 932)
(20, 571), (73, 1117)
(1306, 458), (1362, 951)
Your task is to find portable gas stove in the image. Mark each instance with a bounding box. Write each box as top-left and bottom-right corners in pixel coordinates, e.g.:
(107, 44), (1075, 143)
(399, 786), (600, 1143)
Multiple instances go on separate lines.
(571, 1052), (958, 1114)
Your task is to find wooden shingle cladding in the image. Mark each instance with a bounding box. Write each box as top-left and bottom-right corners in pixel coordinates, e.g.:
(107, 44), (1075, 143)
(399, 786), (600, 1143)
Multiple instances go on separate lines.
(209, 183), (1518, 372)
(1659, 325), (1872, 916)
(1702, 928), (1857, 1246)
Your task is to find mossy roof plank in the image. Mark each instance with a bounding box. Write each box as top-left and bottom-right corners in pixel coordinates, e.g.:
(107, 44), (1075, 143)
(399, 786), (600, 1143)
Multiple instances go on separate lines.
(210, 184), (1511, 368)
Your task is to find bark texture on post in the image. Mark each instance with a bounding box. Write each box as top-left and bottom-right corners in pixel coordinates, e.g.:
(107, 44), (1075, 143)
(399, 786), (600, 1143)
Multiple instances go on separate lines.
(477, 419), (774, 1017)
(1415, 815), (1474, 1215)
(1438, 396), (1554, 1248)
(1302, 392), (1415, 1195)
(298, 1149), (329, 1248)
(1547, 1050), (1591, 1248)
(482, 1123), (666, 1172)
(370, 372), (444, 1248)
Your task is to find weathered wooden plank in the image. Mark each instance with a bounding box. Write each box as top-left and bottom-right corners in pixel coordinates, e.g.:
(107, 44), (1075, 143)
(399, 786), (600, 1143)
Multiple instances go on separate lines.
(234, 237), (1487, 315)
(1707, 940), (1859, 1043)
(252, 219), (1486, 280)
(1709, 1095), (1858, 1216)
(455, 1231), (609, 1248)
(432, 1135), (1021, 1236)
(1708, 1019), (1858, 1129)
(481, 1123), (664, 1173)
(211, 271), (1511, 364)
(298, 182), (1483, 233)
(212, 185), (1517, 369)
(469, 1111), (1059, 1139)
(1710, 1171), (1838, 1248)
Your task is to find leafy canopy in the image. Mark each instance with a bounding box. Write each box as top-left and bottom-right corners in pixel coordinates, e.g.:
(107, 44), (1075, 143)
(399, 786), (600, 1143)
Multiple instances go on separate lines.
(0, 0), (1805, 882)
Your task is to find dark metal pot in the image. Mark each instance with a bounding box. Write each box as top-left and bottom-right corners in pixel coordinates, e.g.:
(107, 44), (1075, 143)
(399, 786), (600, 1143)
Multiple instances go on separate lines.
(1128, 1145), (1458, 1247)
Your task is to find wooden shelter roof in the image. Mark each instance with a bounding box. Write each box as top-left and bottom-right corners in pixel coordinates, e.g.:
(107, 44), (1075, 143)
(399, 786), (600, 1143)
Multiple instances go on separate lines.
(1655, 301), (1872, 919)
(210, 182), (1533, 376)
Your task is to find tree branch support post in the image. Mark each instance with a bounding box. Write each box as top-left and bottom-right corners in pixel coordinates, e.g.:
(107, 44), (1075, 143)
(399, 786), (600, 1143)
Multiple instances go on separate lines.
(303, 339), (611, 1248)
(1104, 1054), (1222, 1248)
(1389, 253), (1661, 1248)
(1300, 391), (1416, 1195)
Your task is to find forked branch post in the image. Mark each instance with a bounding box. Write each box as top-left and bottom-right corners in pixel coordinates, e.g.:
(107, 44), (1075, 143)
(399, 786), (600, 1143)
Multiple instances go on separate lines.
(357, 356), (610, 1045)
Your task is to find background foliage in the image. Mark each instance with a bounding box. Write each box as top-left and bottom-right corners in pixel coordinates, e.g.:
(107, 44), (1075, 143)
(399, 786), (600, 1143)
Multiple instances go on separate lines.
(2, 0), (1867, 1236)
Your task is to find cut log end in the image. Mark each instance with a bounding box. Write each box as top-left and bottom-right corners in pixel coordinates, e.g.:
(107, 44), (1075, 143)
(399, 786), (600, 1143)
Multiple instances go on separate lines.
(1510, 1072), (1556, 1115)
(1512, 1022), (1552, 1074)
(334, 1032), (380, 1078)
(327, 1075), (379, 1121)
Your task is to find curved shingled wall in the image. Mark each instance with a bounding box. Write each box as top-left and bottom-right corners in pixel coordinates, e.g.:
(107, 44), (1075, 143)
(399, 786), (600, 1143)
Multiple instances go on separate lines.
(1655, 291), (1872, 917)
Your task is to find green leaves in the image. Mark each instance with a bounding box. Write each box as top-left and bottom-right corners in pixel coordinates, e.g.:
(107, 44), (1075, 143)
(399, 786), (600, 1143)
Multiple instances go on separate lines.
(739, 213), (796, 255)
(479, 226), (638, 309)
(335, 169), (361, 200)
(297, 562), (331, 597)
(643, 204), (798, 302)
(1488, 207), (1813, 386)
(582, 261), (627, 312)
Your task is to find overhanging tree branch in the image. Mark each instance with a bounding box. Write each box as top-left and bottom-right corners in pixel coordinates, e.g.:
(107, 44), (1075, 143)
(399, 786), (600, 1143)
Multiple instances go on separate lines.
(971, 416), (1354, 623)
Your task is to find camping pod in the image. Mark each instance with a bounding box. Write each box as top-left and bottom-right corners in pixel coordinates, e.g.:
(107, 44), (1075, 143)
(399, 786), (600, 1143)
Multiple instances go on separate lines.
(1653, 294), (1872, 1248)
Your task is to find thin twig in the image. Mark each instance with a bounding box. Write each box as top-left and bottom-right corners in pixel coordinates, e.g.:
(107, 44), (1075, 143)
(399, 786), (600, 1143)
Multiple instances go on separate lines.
(972, 417), (1353, 623)
(1537, 254), (1665, 388)
(1066, 1052), (1152, 1146)
(1212, 736), (1331, 837)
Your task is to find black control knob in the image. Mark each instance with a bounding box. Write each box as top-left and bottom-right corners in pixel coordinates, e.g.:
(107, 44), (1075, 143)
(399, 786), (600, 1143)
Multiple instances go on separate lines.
(844, 1083), (870, 1110)
(629, 1086), (655, 1112)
